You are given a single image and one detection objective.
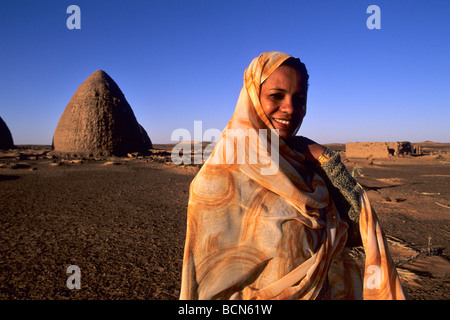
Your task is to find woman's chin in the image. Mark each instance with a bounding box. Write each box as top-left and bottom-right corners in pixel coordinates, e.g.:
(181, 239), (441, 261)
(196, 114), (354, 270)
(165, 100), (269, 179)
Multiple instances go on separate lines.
(277, 129), (292, 140)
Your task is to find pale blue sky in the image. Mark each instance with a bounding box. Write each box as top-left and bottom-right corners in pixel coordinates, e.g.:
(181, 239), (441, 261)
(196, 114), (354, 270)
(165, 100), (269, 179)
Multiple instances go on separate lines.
(1, 0), (449, 144)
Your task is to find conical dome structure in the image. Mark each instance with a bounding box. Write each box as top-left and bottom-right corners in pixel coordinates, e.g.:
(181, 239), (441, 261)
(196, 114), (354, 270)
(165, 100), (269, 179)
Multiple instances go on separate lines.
(0, 116), (15, 150)
(53, 70), (152, 157)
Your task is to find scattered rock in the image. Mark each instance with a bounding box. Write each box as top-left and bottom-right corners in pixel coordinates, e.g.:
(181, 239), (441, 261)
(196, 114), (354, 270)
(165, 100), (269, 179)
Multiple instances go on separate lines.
(103, 161), (121, 166)
(127, 152), (144, 158)
(49, 162), (61, 167)
(9, 163), (31, 169)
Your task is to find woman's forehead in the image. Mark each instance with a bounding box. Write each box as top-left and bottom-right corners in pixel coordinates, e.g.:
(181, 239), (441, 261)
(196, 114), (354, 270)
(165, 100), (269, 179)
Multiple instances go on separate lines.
(262, 65), (305, 92)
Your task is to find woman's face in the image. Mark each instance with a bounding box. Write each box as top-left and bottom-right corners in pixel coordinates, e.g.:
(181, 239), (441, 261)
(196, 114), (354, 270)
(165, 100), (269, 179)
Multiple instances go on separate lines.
(259, 64), (307, 139)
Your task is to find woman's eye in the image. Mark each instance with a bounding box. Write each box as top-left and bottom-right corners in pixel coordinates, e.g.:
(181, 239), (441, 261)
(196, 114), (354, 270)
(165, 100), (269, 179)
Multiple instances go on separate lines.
(270, 93), (284, 100)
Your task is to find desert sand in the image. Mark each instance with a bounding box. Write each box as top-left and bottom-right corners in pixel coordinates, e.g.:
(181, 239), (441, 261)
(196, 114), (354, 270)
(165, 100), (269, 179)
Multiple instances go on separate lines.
(0, 142), (449, 300)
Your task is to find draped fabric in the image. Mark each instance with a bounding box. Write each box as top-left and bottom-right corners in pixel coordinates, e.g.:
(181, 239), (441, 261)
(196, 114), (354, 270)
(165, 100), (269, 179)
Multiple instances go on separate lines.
(180, 51), (406, 300)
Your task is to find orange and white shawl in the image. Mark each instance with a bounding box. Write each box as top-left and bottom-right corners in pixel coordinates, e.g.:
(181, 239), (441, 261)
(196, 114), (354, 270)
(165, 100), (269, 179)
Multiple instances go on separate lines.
(180, 51), (406, 300)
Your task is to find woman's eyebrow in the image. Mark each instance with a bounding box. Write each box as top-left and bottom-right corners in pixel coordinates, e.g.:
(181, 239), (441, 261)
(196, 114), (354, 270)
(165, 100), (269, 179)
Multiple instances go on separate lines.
(268, 87), (306, 95)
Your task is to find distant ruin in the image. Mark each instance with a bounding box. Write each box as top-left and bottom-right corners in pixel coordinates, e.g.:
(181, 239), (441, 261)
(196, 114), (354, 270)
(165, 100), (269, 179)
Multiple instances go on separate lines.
(346, 141), (413, 159)
(0, 116), (15, 150)
(52, 70), (152, 157)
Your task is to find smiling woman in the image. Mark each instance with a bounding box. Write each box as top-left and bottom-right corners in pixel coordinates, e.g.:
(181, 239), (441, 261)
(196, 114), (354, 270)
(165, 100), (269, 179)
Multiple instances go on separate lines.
(180, 51), (407, 300)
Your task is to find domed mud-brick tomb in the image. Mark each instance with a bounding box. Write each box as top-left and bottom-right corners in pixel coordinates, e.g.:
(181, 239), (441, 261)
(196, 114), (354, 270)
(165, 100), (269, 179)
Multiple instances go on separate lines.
(52, 70), (152, 157)
(0, 116), (15, 150)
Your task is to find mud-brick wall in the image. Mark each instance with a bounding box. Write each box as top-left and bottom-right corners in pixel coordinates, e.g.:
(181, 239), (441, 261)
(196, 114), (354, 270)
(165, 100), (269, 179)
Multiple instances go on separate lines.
(345, 142), (398, 159)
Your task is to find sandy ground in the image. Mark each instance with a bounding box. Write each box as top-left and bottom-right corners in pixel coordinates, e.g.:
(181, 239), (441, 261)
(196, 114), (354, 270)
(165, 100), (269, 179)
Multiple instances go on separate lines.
(0, 143), (449, 300)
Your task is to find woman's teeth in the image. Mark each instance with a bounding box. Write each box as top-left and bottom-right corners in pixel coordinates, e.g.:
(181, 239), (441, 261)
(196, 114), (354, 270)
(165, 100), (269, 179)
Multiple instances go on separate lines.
(273, 118), (291, 125)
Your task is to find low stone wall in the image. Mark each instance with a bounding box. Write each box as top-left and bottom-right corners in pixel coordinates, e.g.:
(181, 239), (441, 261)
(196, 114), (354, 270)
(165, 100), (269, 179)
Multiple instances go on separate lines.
(345, 142), (394, 159)
(345, 141), (412, 159)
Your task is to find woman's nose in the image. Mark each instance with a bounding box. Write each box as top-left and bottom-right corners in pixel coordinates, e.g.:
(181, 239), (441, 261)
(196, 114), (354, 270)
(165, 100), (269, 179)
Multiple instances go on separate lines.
(279, 98), (294, 114)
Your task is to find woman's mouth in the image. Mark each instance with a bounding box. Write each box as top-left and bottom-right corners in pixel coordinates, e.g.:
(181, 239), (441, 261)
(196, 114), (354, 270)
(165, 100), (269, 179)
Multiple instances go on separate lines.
(272, 118), (291, 128)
